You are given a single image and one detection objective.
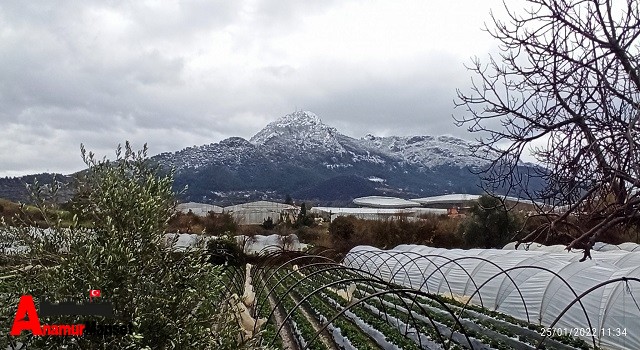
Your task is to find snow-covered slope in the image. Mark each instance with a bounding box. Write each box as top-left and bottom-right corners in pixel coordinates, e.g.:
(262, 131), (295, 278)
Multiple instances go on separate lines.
(154, 136), (264, 171)
(149, 111), (513, 203)
(250, 110), (388, 167)
(250, 111), (343, 150)
(0, 111), (537, 204)
(250, 110), (488, 168)
(156, 110), (487, 172)
(358, 134), (488, 168)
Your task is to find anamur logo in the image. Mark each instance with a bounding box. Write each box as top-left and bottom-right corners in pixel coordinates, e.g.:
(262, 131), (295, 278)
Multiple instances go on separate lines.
(9, 291), (133, 337)
(10, 295), (83, 336)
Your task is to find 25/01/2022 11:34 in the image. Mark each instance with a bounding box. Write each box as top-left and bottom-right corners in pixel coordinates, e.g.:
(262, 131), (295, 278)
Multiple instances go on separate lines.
(539, 327), (628, 338)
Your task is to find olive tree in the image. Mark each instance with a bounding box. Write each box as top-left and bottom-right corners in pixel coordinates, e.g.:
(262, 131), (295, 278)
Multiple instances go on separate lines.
(1, 142), (247, 349)
(455, 0), (640, 258)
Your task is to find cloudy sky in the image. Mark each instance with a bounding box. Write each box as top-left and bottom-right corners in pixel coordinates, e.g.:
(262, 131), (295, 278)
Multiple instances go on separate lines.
(0, 0), (512, 177)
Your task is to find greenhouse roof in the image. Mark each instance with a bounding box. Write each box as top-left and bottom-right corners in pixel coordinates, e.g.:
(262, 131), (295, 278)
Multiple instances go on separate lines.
(411, 193), (482, 205)
(345, 244), (640, 350)
(223, 200), (297, 212)
(412, 193), (547, 207)
(176, 202), (223, 215)
(311, 207), (418, 215)
(352, 196), (421, 208)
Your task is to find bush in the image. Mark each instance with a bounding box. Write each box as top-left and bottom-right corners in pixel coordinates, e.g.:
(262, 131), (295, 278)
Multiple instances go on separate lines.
(207, 236), (244, 266)
(291, 226), (321, 244)
(295, 203), (315, 227)
(459, 195), (521, 248)
(430, 217), (465, 248)
(166, 212), (238, 236)
(329, 216), (356, 241)
(0, 142), (246, 349)
(203, 212), (237, 236)
(166, 211), (204, 233)
(261, 217), (275, 230)
(325, 214), (467, 253)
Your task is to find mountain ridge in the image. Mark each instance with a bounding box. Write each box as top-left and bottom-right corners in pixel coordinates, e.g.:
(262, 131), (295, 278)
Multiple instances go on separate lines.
(152, 111), (501, 205)
(0, 111), (532, 205)
(155, 110), (489, 173)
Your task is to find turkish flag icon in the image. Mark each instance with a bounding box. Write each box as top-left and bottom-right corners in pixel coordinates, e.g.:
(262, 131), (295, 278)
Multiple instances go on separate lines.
(89, 289), (101, 301)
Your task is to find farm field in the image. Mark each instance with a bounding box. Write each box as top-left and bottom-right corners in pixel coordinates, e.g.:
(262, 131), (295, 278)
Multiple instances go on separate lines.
(239, 244), (636, 350)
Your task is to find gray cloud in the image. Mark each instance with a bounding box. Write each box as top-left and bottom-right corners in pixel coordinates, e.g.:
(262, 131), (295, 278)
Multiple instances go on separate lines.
(0, 0), (504, 176)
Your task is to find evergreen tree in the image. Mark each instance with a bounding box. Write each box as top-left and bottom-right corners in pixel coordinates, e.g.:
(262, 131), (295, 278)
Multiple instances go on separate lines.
(295, 202), (314, 227)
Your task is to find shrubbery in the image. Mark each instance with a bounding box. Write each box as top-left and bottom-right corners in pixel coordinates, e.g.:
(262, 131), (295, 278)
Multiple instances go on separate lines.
(261, 217), (275, 230)
(458, 195), (520, 248)
(328, 214), (465, 253)
(295, 203), (315, 228)
(0, 143), (246, 349)
(166, 211), (238, 236)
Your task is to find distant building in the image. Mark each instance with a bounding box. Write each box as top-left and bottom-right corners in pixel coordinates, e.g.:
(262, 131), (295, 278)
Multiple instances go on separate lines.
(310, 206), (447, 222)
(446, 207), (460, 217)
(352, 193), (549, 217)
(352, 196), (421, 208)
(412, 194), (482, 211)
(176, 202), (224, 216)
(223, 200), (298, 225)
(412, 193), (547, 212)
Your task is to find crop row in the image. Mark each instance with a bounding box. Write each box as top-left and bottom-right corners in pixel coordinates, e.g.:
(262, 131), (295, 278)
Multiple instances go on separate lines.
(273, 268), (436, 349)
(274, 269), (380, 349)
(251, 267), (285, 350)
(255, 263), (593, 350)
(351, 273), (592, 349)
(269, 272), (330, 349)
(304, 267), (448, 349)
(296, 264), (591, 350)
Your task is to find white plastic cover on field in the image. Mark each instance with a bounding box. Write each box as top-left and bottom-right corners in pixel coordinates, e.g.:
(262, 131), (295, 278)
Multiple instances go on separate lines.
(344, 245), (640, 350)
(163, 233), (308, 254)
(503, 240), (640, 252)
(235, 234), (308, 255)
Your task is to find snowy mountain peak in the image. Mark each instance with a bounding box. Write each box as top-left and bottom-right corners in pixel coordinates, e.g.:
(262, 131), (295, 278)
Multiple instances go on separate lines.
(250, 110), (340, 146)
(275, 110), (323, 127)
(154, 110), (494, 174)
(219, 136), (253, 148)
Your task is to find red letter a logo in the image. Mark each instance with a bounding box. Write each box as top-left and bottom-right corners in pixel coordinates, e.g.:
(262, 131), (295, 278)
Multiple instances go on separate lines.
(10, 295), (42, 336)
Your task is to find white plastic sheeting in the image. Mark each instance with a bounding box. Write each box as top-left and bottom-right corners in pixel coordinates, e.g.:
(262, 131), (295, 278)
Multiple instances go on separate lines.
(310, 207), (447, 222)
(411, 194), (482, 205)
(594, 242), (640, 252)
(412, 194), (548, 208)
(352, 196), (421, 208)
(344, 245), (640, 350)
(235, 234), (308, 255)
(164, 233), (209, 251)
(503, 241), (640, 253)
(164, 233), (308, 255)
(224, 201), (298, 225)
(176, 202), (223, 216)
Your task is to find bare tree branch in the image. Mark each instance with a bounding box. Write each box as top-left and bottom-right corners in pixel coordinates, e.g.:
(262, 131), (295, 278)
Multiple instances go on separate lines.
(455, 0), (640, 253)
